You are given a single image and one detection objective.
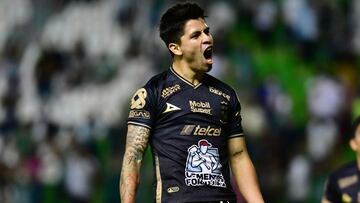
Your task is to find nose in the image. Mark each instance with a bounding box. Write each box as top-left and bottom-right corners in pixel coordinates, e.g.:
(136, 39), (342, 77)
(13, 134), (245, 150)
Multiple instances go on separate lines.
(202, 32), (212, 45)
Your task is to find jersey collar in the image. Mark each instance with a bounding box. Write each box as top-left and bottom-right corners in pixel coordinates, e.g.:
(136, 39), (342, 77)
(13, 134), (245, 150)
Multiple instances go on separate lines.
(170, 66), (203, 89)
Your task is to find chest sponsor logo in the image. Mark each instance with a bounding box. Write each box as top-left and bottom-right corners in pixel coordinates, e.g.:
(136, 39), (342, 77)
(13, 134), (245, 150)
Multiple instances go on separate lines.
(163, 103), (181, 114)
(185, 139), (226, 188)
(209, 86), (230, 101)
(161, 84), (181, 98)
(181, 125), (221, 136)
(130, 88), (147, 109)
(189, 100), (212, 115)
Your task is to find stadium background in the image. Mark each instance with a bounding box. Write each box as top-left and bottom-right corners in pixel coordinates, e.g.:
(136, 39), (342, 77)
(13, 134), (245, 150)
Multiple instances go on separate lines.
(0, 0), (360, 202)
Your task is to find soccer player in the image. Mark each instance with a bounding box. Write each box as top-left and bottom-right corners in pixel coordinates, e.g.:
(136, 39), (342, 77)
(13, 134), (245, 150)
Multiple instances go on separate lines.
(120, 2), (264, 203)
(322, 116), (360, 203)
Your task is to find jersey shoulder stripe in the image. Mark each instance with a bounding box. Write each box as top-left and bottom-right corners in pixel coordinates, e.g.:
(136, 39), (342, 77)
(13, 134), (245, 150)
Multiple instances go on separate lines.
(127, 121), (152, 129)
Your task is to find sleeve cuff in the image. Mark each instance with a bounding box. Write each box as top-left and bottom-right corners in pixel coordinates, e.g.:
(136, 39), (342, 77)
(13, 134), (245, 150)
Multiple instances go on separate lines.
(228, 133), (244, 139)
(127, 121), (152, 129)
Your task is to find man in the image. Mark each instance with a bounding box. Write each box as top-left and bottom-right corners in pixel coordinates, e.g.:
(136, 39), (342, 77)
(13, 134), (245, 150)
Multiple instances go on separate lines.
(188, 139), (220, 173)
(322, 116), (360, 203)
(120, 2), (264, 203)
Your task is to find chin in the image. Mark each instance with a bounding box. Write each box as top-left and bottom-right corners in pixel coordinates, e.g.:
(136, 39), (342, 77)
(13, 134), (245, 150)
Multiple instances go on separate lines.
(194, 63), (212, 73)
(205, 64), (212, 72)
(202, 63), (212, 72)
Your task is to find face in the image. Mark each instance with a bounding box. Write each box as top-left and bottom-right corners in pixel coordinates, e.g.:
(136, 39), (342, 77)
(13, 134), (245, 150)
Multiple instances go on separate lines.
(173, 18), (214, 72)
(200, 145), (208, 154)
(350, 124), (360, 154)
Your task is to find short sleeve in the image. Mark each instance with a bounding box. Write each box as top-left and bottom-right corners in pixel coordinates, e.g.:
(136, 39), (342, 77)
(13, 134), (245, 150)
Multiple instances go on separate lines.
(227, 91), (244, 138)
(127, 86), (156, 129)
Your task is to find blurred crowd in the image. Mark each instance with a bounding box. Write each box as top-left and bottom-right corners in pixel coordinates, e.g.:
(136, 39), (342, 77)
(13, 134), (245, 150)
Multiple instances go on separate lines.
(1, 0), (360, 202)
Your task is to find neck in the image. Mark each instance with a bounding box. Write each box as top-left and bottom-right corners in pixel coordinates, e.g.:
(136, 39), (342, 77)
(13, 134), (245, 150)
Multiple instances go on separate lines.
(172, 60), (204, 86)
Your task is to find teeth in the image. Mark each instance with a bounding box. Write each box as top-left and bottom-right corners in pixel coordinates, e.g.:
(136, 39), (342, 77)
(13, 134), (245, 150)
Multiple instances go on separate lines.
(202, 45), (212, 51)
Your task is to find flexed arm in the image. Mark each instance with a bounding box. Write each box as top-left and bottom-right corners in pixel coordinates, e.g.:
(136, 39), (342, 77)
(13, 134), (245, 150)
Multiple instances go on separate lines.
(120, 124), (150, 203)
(189, 146), (205, 167)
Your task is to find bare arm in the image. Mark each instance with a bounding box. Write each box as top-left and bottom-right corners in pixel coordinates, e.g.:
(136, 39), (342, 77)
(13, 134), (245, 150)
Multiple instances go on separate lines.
(120, 124), (150, 203)
(228, 137), (264, 203)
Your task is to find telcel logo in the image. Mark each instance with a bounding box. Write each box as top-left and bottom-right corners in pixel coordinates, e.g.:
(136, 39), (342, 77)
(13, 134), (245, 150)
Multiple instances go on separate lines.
(181, 125), (221, 136)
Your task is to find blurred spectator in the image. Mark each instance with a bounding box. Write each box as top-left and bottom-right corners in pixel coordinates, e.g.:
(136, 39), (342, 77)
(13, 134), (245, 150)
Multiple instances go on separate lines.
(253, 0), (277, 43)
(64, 136), (98, 203)
(286, 154), (311, 203)
(307, 75), (345, 119)
(306, 118), (338, 162)
(282, 0), (318, 41)
(34, 49), (66, 100)
(207, 1), (236, 35)
(352, 0), (360, 53)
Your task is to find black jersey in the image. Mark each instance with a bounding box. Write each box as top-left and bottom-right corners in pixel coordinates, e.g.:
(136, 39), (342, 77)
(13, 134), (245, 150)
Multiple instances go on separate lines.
(324, 161), (360, 203)
(127, 67), (244, 203)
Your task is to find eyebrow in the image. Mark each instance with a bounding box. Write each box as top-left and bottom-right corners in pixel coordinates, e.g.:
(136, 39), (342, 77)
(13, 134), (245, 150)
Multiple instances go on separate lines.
(189, 26), (210, 38)
(190, 31), (201, 38)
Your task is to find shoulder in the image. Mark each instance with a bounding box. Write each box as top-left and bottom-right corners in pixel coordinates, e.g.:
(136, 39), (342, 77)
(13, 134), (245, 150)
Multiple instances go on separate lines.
(144, 69), (170, 89)
(138, 69), (174, 99)
(329, 161), (358, 181)
(130, 70), (170, 106)
(205, 74), (233, 91)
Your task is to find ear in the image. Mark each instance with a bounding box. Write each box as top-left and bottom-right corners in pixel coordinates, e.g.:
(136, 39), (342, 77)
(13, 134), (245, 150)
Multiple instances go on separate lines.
(350, 139), (358, 151)
(168, 43), (182, 56)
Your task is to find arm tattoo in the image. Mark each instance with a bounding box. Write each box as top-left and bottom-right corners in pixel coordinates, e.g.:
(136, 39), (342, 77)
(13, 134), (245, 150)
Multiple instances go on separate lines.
(124, 125), (150, 164)
(120, 125), (150, 203)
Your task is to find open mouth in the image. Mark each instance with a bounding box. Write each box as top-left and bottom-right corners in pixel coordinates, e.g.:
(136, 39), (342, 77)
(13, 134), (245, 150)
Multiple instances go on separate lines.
(203, 46), (213, 65)
(203, 46), (213, 60)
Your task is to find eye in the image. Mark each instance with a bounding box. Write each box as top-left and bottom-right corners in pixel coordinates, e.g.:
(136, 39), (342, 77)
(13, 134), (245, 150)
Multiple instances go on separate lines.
(191, 32), (200, 39)
(204, 28), (210, 35)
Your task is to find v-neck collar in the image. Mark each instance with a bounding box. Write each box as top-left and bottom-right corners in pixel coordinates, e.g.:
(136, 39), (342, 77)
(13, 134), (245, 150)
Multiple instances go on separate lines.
(170, 66), (203, 89)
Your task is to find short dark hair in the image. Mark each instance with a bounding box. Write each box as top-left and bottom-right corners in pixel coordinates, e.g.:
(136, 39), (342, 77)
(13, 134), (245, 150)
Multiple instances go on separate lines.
(159, 2), (205, 47)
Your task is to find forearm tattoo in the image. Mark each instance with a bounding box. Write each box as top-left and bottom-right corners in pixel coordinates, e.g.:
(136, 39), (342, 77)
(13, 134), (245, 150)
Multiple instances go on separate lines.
(120, 125), (150, 203)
